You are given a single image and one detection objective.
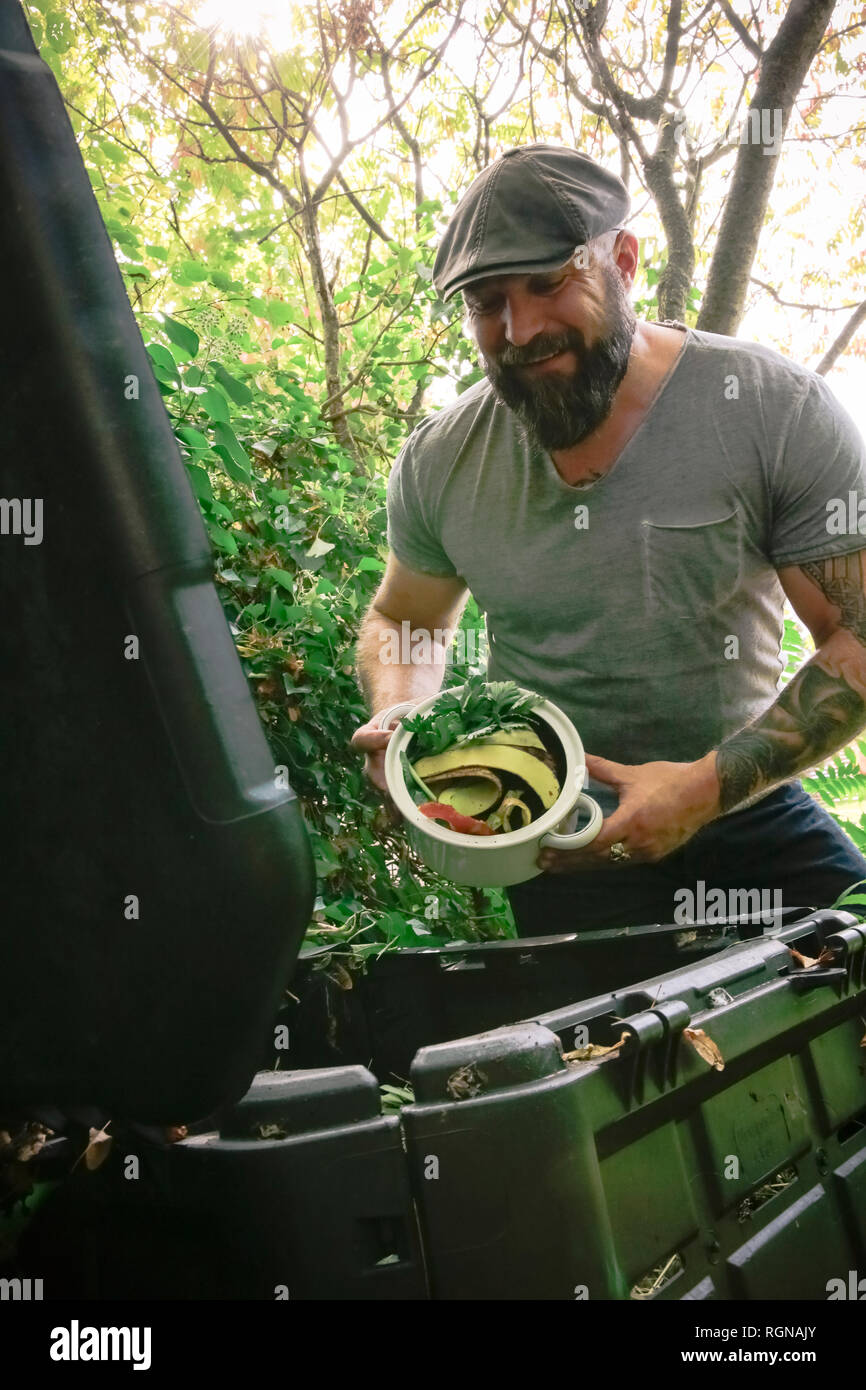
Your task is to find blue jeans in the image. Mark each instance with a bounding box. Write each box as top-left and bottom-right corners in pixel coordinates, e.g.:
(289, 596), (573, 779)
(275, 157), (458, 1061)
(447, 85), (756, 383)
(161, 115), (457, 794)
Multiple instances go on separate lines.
(506, 781), (866, 936)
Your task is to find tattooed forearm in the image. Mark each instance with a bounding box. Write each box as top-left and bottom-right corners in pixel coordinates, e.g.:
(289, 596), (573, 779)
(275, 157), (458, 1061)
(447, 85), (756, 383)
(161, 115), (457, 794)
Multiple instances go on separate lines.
(717, 659), (865, 811)
(716, 552), (866, 814)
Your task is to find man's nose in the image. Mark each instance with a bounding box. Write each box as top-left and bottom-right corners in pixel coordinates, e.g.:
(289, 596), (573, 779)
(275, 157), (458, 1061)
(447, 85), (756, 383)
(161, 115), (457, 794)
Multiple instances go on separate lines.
(502, 293), (548, 347)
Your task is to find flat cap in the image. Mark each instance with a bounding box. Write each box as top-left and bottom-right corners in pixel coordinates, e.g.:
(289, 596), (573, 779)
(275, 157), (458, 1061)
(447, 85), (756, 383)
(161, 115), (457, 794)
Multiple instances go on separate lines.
(432, 144), (631, 302)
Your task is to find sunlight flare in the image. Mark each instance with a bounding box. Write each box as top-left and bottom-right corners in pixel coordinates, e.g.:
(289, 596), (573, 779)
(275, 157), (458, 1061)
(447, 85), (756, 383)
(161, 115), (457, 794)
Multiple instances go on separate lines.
(196, 0), (296, 50)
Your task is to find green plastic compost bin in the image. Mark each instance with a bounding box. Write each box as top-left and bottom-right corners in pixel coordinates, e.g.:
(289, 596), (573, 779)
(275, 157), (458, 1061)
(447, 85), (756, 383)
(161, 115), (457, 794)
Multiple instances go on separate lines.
(16, 909), (866, 1299)
(269, 906), (813, 1081)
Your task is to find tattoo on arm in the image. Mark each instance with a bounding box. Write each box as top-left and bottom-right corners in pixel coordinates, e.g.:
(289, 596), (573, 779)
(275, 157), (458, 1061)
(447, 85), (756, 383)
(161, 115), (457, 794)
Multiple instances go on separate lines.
(800, 553), (866, 642)
(716, 552), (866, 813)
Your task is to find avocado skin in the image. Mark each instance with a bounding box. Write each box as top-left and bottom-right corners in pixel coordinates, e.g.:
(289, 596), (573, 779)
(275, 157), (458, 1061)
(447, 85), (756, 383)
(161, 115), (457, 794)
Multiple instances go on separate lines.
(412, 743), (560, 809)
(471, 728), (546, 751)
(426, 766), (503, 818)
(436, 781), (500, 817)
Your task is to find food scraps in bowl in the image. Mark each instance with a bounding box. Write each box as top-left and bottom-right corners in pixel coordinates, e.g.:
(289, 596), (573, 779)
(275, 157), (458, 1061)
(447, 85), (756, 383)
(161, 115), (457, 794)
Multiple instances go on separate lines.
(398, 677), (563, 838)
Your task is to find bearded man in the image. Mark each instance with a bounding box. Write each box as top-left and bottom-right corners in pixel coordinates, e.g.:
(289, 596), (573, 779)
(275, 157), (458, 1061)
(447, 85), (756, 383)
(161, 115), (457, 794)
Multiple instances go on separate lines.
(351, 144), (866, 935)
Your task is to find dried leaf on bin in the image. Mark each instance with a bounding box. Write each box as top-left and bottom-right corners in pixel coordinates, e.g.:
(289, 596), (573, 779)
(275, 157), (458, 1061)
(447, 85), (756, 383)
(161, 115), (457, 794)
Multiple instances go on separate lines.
(563, 1031), (630, 1063)
(445, 1064), (488, 1100)
(81, 1124), (113, 1172)
(683, 1027), (725, 1071)
(256, 1122), (288, 1141)
(789, 946), (836, 970)
(10, 1123), (53, 1162)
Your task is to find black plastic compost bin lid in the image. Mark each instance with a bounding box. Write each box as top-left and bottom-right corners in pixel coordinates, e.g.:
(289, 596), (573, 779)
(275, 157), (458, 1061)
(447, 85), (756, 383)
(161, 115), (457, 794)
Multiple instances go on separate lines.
(0, 3), (316, 1122)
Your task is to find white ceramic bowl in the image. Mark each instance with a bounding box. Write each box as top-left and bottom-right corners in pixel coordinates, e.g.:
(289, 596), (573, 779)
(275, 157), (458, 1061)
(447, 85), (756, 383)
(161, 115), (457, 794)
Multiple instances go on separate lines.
(376, 685), (603, 888)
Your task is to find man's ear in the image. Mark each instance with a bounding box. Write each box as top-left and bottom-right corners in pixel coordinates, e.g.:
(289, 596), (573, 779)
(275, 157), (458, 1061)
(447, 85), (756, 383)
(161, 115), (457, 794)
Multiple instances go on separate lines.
(612, 230), (639, 290)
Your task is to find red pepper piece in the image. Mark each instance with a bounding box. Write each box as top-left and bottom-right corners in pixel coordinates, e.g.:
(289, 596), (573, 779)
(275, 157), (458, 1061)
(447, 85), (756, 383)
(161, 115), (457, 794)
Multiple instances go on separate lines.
(417, 801), (495, 836)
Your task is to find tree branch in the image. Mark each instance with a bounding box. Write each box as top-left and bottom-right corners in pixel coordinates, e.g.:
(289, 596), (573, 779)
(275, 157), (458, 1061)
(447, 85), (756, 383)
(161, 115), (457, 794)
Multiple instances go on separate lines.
(718, 0), (763, 58)
(335, 173), (391, 243)
(815, 300), (866, 375)
(750, 278), (863, 313)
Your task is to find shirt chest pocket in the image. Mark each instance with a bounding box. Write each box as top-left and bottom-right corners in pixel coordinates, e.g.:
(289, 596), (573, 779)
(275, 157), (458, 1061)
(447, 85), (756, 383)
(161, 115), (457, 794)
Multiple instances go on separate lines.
(642, 509), (744, 618)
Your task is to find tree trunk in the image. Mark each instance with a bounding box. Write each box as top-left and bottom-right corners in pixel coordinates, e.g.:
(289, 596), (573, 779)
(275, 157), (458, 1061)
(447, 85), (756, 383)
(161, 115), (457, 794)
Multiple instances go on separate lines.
(297, 162), (361, 464)
(643, 117), (694, 322)
(698, 0), (837, 337)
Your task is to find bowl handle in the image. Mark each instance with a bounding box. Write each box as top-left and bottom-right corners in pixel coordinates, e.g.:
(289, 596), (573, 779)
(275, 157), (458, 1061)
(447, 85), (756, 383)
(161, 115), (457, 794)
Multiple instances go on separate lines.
(372, 700), (419, 731)
(540, 793), (604, 850)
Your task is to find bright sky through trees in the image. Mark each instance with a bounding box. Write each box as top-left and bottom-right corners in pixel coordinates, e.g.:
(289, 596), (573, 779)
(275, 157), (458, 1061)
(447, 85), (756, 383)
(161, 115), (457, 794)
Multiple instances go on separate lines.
(177, 0), (866, 422)
(197, 0), (297, 49)
(40, 0), (866, 438)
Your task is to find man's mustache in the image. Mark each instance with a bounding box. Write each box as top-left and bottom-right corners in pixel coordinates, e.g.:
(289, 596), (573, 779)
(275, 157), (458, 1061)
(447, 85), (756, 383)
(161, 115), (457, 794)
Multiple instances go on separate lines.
(493, 331), (587, 370)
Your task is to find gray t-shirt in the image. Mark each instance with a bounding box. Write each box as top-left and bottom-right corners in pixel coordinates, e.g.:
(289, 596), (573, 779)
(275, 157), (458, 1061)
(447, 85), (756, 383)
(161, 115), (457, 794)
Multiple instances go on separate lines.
(386, 327), (866, 815)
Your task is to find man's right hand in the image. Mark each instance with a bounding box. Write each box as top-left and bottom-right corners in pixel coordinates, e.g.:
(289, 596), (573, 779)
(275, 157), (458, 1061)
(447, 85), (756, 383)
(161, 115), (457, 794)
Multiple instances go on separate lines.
(350, 712), (404, 823)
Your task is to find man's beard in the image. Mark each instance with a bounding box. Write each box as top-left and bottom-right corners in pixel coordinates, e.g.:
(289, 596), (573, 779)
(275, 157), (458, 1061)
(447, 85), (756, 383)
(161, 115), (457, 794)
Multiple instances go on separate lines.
(482, 263), (637, 452)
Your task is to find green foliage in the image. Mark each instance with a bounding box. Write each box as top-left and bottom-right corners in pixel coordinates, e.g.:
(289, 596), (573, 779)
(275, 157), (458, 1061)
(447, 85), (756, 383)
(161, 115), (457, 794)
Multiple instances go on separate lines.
(138, 309), (516, 957)
(802, 739), (866, 853)
(380, 1083), (414, 1114)
(831, 878), (866, 917)
(401, 675), (544, 758)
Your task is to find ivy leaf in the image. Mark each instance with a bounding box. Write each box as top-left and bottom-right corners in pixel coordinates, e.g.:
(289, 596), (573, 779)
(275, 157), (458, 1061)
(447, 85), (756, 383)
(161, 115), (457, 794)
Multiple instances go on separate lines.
(265, 299), (296, 326)
(251, 438), (278, 459)
(145, 342), (178, 377)
(212, 362), (252, 405)
(265, 566), (295, 593)
(161, 314), (199, 358)
(306, 536), (335, 558)
(185, 464), (213, 501)
(205, 520), (239, 555)
(176, 259), (208, 283)
(212, 422), (251, 481)
(200, 387), (230, 423)
(175, 425), (209, 450)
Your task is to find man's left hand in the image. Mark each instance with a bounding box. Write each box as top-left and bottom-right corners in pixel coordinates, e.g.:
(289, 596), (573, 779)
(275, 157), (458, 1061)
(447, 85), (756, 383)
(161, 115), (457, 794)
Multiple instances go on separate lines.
(536, 751), (721, 874)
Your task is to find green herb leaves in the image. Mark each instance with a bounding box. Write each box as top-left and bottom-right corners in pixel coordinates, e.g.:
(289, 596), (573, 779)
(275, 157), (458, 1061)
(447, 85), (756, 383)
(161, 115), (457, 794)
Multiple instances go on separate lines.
(401, 675), (542, 759)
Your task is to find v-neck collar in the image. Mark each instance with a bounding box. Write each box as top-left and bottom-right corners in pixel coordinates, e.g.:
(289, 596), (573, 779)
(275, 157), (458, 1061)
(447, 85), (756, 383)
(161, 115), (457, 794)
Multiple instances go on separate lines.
(539, 324), (692, 494)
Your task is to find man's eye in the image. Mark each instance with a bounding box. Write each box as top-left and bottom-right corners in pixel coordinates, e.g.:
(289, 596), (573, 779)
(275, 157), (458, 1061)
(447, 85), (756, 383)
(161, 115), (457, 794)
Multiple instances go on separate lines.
(536, 276), (567, 295)
(467, 297), (501, 315)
